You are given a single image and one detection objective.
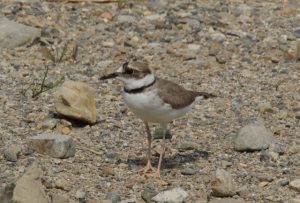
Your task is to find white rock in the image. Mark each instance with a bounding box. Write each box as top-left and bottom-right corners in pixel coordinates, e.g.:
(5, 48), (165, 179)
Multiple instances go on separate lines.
(0, 18), (40, 49)
(152, 187), (188, 203)
(12, 163), (48, 203)
(28, 133), (75, 158)
(234, 121), (275, 151)
(187, 44), (201, 50)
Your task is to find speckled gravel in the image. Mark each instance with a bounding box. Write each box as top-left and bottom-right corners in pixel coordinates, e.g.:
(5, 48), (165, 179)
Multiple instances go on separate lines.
(1, 0), (300, 202)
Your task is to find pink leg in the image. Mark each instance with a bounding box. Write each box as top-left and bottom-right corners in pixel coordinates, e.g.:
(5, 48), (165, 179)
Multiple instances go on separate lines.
(138, 122), (156, 174)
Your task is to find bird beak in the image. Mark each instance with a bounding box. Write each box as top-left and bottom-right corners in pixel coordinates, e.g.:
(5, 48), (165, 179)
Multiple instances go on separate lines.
(100, 66), (123, 80)
(100, 72), (119, 80)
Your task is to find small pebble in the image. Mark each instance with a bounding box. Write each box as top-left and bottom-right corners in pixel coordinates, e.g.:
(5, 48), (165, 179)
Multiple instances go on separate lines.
(181, 167), (196, 175)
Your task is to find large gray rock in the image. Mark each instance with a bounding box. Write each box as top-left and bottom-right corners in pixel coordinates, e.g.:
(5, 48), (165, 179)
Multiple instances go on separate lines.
(234, 122), (275, 151)
(28, 133), (75, 158)
(12, 163), (48, 203)
(152, 187), (188, 203)
(211, 169), (236, 197)
(54, 80), (97, 124)
(0, 18), (40, 49)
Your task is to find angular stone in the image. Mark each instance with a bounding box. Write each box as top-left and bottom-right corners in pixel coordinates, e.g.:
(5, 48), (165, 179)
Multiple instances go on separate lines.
(0, 17), (40, 49)
(28, 133), (75, 158)
(211, 169), (236, 197)
(234, 122), (275, 152)
(152, 187), (188, 203)
(12, 163), (48, 203)
(54, 80), (97, 124)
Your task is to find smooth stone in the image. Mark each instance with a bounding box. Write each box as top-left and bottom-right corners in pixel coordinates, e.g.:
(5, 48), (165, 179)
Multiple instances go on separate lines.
(12, 163), (47, 203)
(54, 80), (97, 124)
(152, 187), (188, 203)
(28, 133), (75, 159)
(234, 121), (275, 152)
(211, 169), (236, 197)
(0, 17), (41, 49)
(181, 167), (195, 175)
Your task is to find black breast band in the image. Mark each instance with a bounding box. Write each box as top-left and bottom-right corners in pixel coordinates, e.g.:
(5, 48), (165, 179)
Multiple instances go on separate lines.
(124, 78), (156, 94)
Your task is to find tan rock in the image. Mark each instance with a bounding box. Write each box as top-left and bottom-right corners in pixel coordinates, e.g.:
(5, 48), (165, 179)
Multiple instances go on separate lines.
(12, 163), (48, 203)
(211, 169), (236, 197)
(54, 80), (97, 124)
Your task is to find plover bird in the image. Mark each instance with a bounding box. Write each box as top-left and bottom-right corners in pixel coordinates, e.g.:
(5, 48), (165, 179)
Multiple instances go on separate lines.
(100, 61), (215, 177)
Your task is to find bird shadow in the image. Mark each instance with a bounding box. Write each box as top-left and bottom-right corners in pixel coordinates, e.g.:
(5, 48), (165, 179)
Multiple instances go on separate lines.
(125, 149), (209, 169)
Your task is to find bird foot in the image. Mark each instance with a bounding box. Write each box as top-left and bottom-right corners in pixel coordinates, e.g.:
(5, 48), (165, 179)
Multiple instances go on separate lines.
(138, 161), (157, 174)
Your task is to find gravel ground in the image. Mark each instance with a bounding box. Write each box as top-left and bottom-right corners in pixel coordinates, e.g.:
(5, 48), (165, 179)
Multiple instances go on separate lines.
(0, 0), (300, 202)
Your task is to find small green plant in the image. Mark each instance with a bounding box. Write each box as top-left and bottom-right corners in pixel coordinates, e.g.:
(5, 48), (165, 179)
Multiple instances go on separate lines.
(20, 65), (64, 99)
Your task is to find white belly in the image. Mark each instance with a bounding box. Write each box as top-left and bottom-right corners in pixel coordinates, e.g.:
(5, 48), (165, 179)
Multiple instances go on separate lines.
(123, 90), (194, 123)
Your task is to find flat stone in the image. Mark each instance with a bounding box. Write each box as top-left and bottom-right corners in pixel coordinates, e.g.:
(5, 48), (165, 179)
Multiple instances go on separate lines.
(28, 133), (75, 158)
(54, 80), (97, 124)
(234, 121), (275, 152)
(152, 187), (188, 203)
(12, 163), (48, 203)
(211, 169), (236, 197)
(289, 179), (300, 192)
(0, 17), (40, 49)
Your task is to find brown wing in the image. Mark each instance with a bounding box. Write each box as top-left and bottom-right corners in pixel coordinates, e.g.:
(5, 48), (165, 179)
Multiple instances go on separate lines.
(155, 78), (198, 109)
